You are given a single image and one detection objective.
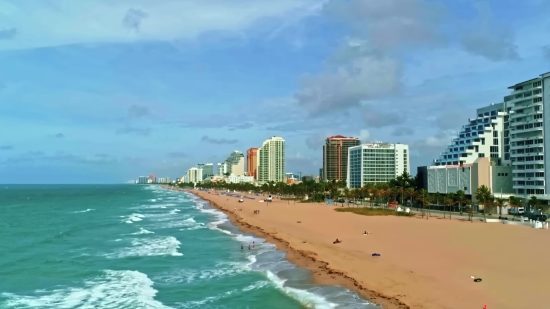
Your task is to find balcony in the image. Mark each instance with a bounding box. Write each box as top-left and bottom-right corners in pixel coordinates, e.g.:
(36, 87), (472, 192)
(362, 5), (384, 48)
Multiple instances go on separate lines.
(509, 110), (542, 119)
(512, 126), (543, 135)
(509, 134), (544, 143)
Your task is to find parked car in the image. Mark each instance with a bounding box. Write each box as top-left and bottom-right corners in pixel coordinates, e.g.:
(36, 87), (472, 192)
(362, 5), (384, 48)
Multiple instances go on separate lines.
(525, 212), (547, 222)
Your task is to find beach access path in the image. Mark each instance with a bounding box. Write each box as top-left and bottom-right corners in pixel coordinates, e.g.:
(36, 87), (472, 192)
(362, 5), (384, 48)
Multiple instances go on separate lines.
(187, 189), (550, 309)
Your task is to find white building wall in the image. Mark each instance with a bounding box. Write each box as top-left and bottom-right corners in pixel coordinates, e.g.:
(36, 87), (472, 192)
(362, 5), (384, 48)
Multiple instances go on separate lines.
(346, 143), (409, 189)
(505, 74), (546, 197)
(217, 162), (228, 176)
(427, 165), (473, 195)
(257, 136), (285, 182)
(227, 175), (255, 183)
(231, 157), (245, 176)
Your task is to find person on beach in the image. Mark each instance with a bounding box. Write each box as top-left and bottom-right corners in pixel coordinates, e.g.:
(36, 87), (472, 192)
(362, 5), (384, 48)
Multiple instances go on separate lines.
(241, 245), (243, 251)
(252, 241), (255, 248)
(248, 245), (251, 250)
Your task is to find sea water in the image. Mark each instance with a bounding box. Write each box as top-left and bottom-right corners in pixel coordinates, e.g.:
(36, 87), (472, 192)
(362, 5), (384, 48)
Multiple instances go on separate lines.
(0, 185), (377, 309)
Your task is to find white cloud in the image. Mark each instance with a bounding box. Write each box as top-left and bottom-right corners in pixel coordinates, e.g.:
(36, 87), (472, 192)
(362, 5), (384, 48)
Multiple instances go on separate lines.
(0, 0), (321, 51)
(358, 129), (370, 142)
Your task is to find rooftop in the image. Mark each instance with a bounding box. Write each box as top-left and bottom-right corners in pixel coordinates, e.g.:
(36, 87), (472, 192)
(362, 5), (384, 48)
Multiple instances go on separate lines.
(327, 135), (358, 139)
(507, 76), (542, 89)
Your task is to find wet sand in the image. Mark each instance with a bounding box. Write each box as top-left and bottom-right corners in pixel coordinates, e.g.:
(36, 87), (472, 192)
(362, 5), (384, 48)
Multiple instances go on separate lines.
(173, 187), (550, 309)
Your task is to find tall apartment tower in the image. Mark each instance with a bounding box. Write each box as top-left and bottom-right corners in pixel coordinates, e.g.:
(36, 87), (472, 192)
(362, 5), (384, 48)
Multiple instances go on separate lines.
(323, 135), (360, 182)
(186, 167), (202, 183)
(246, 148), (258, 179)
(224, 151), (245, 176)
(433, 103), (507, 166)
(217, 162), (228, 176)
(257, 136), (285, 182)
(347, 142), (409, 189)
(202, 163), (214, 179)
(504, 72), (550, 197)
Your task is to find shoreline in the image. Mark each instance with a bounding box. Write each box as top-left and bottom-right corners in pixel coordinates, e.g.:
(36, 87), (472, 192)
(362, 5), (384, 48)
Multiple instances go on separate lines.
(170, 187), (408, 309)
(164, 186), (550, 309)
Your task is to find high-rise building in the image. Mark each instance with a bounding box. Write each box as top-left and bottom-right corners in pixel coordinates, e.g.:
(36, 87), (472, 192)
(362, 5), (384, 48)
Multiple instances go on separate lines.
(257, 136), (285, 182)
(504, 73), (549, 197)
(433, 103), (507, 166)
(138, 176), (148, 184)
(149, 174), (156, 183)
(246, 148), (258, 179)
(323, 135), (360, 182)
(347, 142), (409, 189)
(217, 162), (228, 176)
(157, 177), (170, 184)
(187, 167), (202, 183)
(202, 163), (214, 180)
(225, 151), (245, 176)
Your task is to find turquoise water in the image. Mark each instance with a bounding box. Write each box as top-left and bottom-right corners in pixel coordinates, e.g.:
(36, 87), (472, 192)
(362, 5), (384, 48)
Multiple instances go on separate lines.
(0, 185), (376, 309)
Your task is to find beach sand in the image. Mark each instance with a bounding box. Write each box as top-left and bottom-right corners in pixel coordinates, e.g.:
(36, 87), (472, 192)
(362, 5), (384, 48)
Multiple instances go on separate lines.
(178, 188), (550, 309)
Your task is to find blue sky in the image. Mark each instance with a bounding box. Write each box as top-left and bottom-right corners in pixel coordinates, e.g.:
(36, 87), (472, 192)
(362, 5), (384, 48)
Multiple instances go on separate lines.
(0, 0), (549, 184)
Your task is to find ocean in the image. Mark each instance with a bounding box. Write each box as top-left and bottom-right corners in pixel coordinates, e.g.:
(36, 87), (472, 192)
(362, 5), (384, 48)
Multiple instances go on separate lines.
(0, 185), (377, 309)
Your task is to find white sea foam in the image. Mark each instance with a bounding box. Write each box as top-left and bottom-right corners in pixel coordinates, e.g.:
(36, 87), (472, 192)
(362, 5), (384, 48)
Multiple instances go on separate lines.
(106, 236), (182, 258)
(154, 261), (251, 284)
(176, 281), (270, 308)
(73, 208), (95, 213)
(169, 209), (180, 214)
(1, 270), (172, 309)
(131, 228), (155, 235)
(266, 271), (337, 309)
(124, 213), (145, 224)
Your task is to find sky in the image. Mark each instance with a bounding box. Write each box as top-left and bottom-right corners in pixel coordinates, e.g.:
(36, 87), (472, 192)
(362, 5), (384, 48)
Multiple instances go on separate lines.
(0, 0), (550, 184)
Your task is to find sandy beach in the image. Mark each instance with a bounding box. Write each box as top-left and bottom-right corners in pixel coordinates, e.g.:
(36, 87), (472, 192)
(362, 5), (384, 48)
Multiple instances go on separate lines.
(174, 187), (550, 309)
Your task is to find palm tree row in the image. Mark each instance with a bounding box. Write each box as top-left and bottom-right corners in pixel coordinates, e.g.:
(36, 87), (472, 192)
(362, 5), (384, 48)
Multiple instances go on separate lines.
(169, 173), (547, 217)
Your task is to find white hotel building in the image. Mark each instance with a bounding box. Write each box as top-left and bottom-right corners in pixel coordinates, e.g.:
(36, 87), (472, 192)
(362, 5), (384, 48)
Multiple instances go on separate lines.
(426, 72), (550, 201)
(433, 103), (507, 167)
(505, 73), (550, 197)
(346, 142), (409, 189)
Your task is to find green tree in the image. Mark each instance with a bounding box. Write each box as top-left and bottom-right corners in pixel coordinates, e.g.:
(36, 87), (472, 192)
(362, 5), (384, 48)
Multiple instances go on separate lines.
(529, 196), (542, 214)
(475, 185), (492, 221)
(494, 198), (505, 217)
(508, 196), (522, 219)
(455, 190), (467, 216)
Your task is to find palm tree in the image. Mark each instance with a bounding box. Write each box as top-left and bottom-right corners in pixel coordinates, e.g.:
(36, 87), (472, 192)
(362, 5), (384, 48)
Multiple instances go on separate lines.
(418, 189), (429, 218)
(494, 198), (505, 217)
(405, 187), (415, 208)
(529, 196), (542, 214)
(475, 185), (492, 221)
(443, 197), (454, 219)
(455, 190), (467, 216)
(508, 196), (521, 220)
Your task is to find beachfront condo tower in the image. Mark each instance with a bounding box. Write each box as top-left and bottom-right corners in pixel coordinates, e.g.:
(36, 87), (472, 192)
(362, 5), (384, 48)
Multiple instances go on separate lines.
(323, 135), (360, 182)
(420, 72), (550, 202)
(257, 136), (285, 183)
(246, 148), (258, 179)
(224, 151), (245, 176)
(186, 167), (202, 183)
(202, 163), (214, 179)
(504, 73), (550, 198)
(346, 142), (409, 189)
(217, 162), (228, 176)
(433, 103), (507, 167)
